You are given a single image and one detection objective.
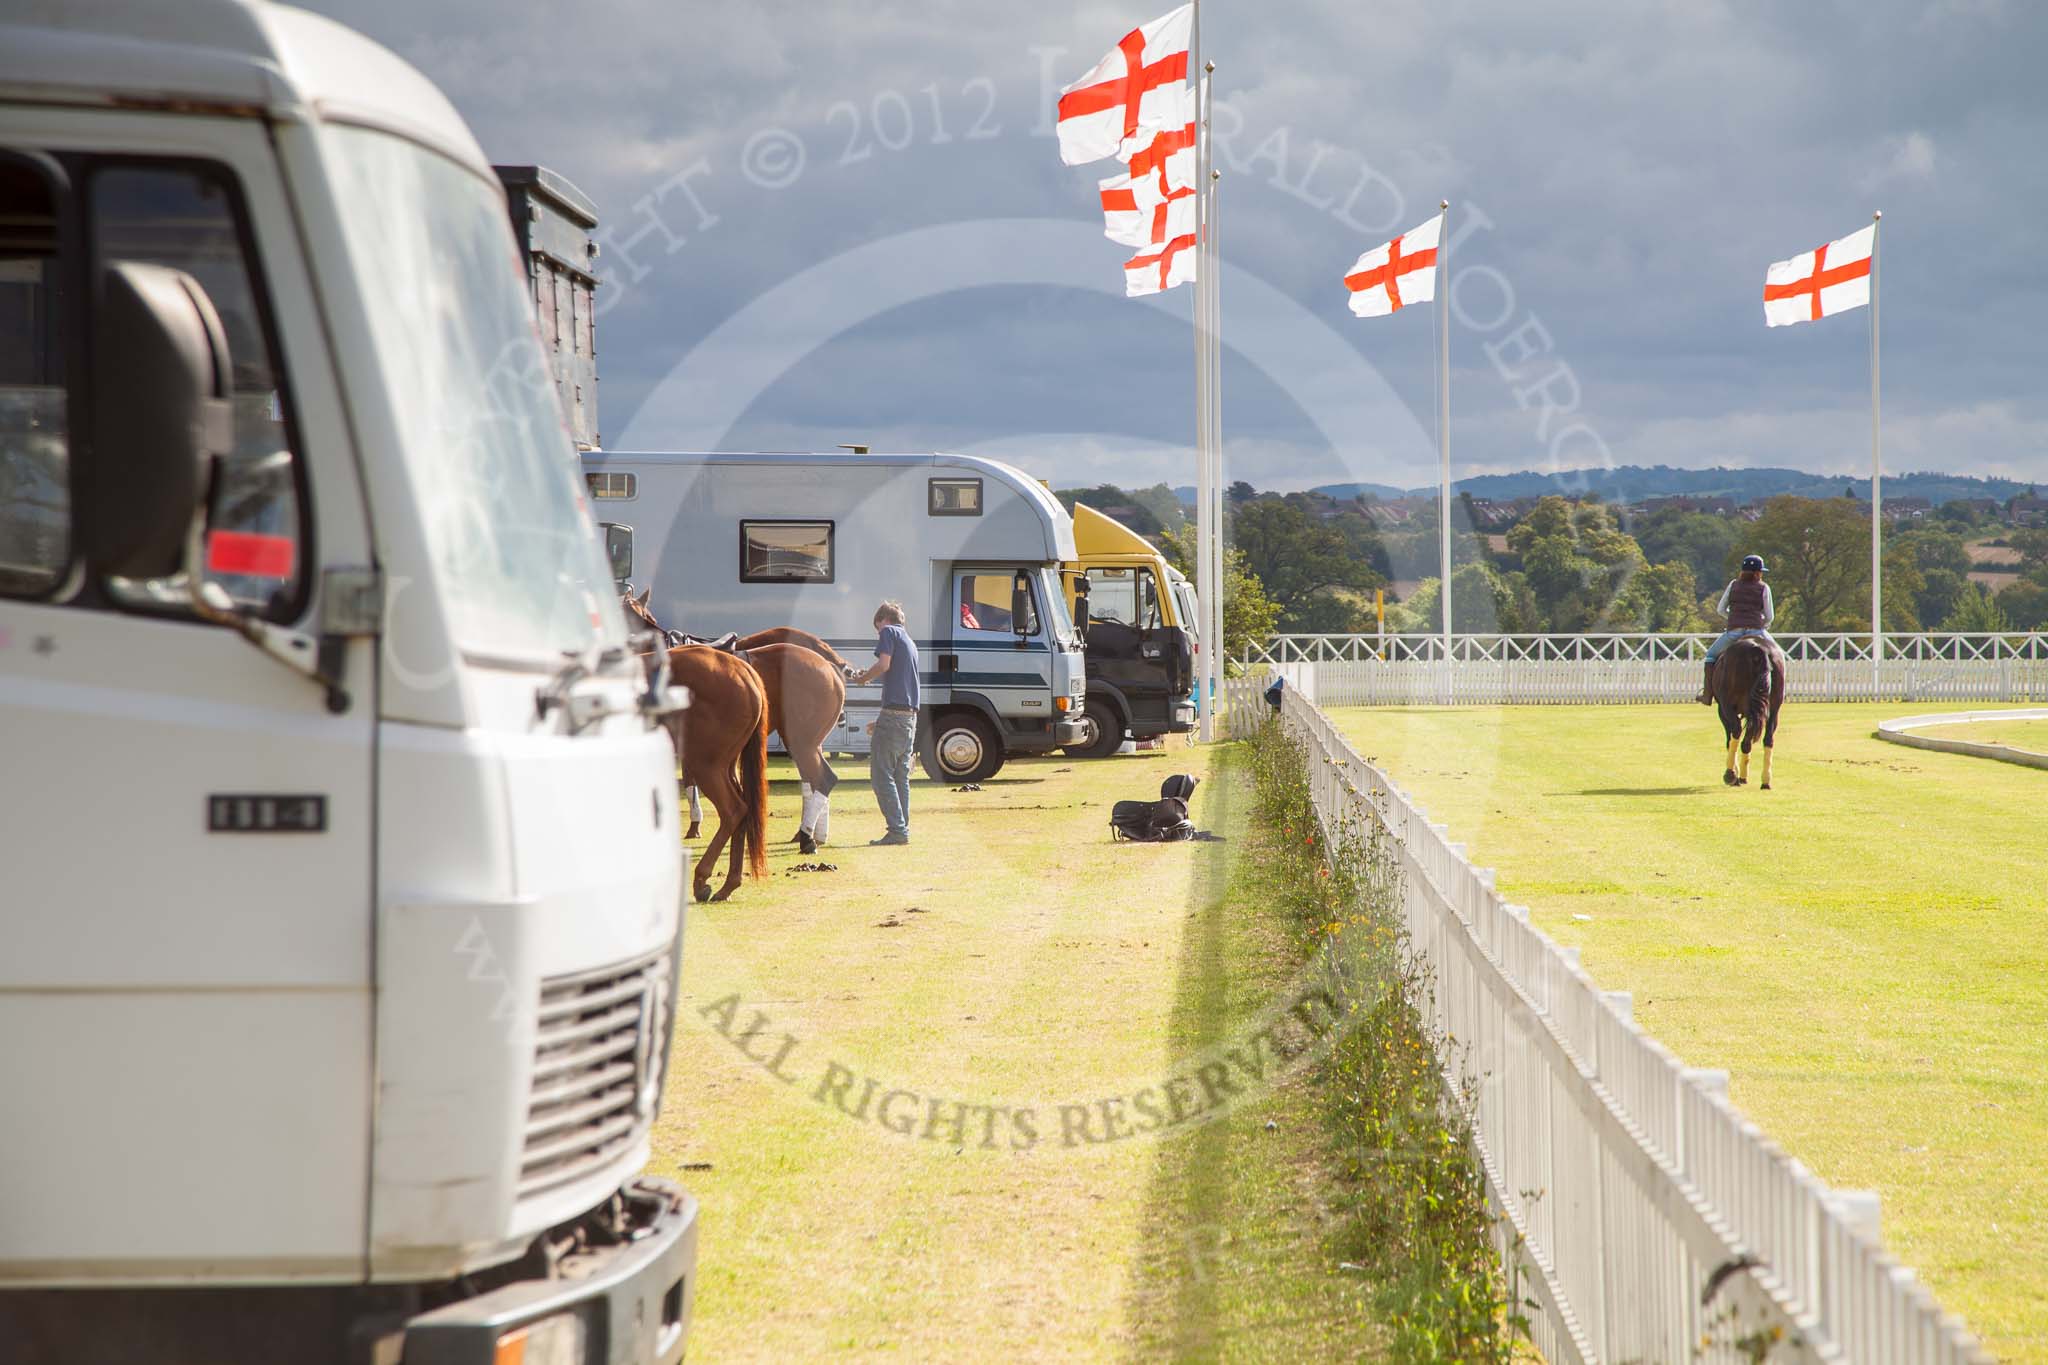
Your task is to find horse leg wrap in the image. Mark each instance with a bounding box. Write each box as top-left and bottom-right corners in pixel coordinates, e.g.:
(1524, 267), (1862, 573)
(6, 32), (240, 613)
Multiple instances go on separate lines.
(687, 786), (702, 825)
(1761, 745), (1775, 788)
(1726, 737), (1739, 774)
(809, 789), (830, 842)
(1739, 746), (1751, 782)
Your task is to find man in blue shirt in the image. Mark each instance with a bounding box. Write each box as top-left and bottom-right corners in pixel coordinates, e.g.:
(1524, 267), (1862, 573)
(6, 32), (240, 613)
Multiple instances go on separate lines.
(850, 600), (920, 845)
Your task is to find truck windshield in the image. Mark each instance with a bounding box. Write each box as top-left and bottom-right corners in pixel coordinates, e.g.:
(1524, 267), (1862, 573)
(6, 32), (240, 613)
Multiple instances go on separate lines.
(1039, 566), (1078, 646)
(325, 127), (620, 661)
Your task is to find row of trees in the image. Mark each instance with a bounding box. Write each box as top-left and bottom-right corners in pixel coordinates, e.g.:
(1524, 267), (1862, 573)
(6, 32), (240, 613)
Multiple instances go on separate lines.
(1060, 482), (2048, 656)
(1385, 496), (2048, 635)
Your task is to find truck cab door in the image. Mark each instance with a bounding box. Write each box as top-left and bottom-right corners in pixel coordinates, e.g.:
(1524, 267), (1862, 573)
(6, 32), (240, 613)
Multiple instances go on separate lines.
(0, 120), (377, 1280)
(950, 566), (1047, 712)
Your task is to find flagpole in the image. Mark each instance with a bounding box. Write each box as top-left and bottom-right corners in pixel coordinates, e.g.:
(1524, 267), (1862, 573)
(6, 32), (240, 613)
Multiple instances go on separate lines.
(1208, 157), (1224, 727)
(1189, 7), (1213, 741)
(1870, 209), (1883, 693)
(1438, 200), (1452, 659)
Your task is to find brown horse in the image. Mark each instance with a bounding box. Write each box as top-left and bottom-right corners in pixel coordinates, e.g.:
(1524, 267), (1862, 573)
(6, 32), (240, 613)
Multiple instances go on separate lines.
(661, 646), (770, 901)
(621, 593), (853, 675)
(742, 642), (848, 852)
(621, 593), (851, 850)
(1711, 636), (1786, 789)
(737, 627), (853, 673)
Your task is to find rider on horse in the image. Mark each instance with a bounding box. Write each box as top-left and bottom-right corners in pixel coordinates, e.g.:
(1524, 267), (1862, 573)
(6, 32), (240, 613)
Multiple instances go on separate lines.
(1697, 555), (1775, 704)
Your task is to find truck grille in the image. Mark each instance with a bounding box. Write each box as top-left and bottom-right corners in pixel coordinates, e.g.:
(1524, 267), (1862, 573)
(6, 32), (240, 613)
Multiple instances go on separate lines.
(520, 949), (670, 1199)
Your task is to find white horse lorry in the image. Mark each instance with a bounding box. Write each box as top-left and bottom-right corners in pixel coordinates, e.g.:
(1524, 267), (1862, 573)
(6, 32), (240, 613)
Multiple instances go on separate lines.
(0, 4), (700, 1362)
(588, 451), (1088, 784)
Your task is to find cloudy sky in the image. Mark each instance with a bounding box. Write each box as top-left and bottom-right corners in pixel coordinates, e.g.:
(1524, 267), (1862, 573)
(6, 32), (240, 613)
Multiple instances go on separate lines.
(310, 0), (2048, 492)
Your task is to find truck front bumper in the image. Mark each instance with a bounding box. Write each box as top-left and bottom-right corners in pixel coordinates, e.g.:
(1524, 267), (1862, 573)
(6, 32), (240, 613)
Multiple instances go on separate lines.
(402, 1177), (698, 1365)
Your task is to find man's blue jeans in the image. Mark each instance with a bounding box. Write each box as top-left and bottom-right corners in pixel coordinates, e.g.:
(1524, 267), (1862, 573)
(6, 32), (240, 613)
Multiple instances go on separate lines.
(870, 710), (916, 838)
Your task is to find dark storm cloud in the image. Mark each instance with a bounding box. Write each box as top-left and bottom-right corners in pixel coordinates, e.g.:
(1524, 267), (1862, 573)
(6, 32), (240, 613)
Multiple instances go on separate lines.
(306, 0), (2048, 489)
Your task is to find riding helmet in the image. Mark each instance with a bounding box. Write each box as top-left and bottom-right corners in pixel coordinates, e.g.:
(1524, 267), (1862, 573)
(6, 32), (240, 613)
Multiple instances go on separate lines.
(1740, 555), (1768, 574)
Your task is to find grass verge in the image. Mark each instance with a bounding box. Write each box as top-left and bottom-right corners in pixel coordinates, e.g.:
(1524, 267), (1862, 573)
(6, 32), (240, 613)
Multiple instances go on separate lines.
(1238, 718), (1530, 1362)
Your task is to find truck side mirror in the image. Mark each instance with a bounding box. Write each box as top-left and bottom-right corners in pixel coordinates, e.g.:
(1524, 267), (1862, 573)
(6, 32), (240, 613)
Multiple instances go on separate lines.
(88, 262), (232, 580)
(1011, 571), (1032, 637)
(602, 522), (634, 585)
(1073, 575), (1090, 638)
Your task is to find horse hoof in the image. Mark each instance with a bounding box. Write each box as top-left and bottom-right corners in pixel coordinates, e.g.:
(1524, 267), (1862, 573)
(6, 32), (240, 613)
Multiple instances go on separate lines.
(684, 824), (701, 841)
(1761, 782), (1772, 791)
(1723, 771), (1739, 786)
(1736, 778), (1748, 786)
(693, 883), (712, 903)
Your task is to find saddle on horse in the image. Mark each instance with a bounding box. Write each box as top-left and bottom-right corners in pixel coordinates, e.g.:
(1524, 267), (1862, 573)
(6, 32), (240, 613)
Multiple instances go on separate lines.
(673, 631), (750, 663)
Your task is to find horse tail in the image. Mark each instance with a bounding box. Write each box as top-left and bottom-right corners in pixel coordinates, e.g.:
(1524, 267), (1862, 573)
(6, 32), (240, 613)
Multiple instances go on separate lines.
(1745, 646), (1773, 746)
(741, 690), (770, 880)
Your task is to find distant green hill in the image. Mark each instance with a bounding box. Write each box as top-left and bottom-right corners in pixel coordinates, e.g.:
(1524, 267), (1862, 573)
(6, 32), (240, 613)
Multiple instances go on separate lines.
(1309, 466), (2035, 506)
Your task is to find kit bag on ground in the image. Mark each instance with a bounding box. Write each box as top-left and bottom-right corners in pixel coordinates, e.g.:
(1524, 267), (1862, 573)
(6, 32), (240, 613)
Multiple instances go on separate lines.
(1110, 796), (1193, 842)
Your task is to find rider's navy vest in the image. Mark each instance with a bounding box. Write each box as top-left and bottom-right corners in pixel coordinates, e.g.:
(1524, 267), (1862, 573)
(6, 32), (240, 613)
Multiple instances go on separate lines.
(1726, 578), (1769, 630)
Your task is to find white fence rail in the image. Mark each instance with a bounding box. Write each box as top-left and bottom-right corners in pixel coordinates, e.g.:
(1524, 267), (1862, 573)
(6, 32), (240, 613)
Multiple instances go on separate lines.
(1225, 678), (1990, 1365)
(1241, 632), (2048, 706)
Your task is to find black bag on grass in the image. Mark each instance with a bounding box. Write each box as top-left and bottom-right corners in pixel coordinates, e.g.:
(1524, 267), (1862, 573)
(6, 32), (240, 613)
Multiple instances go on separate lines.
(1110, 796), (1195, 842)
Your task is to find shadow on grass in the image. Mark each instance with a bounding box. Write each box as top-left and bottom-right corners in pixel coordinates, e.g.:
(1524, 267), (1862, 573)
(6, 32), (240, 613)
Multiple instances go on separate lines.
(1120, 746), (1243, 1359)
(1564, 786), (1717, 797)
(1117, 745), (1374, 1360)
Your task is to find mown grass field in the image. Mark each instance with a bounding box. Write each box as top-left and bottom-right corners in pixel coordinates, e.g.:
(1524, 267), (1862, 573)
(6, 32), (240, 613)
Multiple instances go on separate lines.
(1328, 702), (2046, 1360)
(645, 746), (1392, 1360)
(1921, 716), (2048, 756)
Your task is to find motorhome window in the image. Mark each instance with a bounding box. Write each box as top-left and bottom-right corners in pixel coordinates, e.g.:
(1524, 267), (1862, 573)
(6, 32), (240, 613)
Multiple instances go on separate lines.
(957, 572), (1037, 636)
(0, 155), (67, 598)
(929, 477), (982, 516)
(90, 162), (309, 622)
(587, 471), (636, 499)
(741, 519), (833, 583)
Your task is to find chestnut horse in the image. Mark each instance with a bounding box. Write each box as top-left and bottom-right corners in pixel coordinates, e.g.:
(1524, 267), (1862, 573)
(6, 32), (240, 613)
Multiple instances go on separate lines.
(621, 590), (852, 674)
(620, 593), (849, 850)
(1711, 636), (1786, 789)
(661, 645), (770, 901)
(742, 642), (848, 852)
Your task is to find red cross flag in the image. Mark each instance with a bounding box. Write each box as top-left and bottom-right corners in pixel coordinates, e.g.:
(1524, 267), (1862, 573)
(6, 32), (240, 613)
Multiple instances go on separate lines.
(1056, 5), (1193, 166)
(1344, 213), (1443, 318)
(1128, 120), (1197, 197)
(1100, 166), (1194, 248)
(1763, 224), (1874, 326)
(1124, 201), (1197, 296)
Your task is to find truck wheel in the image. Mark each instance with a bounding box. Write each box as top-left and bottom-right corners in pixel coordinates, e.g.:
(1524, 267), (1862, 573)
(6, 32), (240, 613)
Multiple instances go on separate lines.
(920, 711), (1004, 783)
(1063, 698), (1127, 759)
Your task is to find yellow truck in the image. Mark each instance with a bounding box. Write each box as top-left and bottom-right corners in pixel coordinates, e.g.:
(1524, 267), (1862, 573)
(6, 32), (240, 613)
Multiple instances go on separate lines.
(1061, 503), (1198, 757)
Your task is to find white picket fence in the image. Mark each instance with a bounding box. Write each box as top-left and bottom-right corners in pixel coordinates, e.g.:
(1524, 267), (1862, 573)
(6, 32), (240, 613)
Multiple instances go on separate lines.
(1224, 677), (1990, 1365)
(1240, 632), (2048, 706)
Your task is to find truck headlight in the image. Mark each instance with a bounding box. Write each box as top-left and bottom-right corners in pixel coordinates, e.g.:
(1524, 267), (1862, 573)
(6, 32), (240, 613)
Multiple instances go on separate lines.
(495, 1313), (587, 1365)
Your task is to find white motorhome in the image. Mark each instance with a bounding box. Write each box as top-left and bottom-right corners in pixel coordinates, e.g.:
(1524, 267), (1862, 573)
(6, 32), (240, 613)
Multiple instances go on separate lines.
(0, 4), (697, 1361)
(587, 452), (1088, 783)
